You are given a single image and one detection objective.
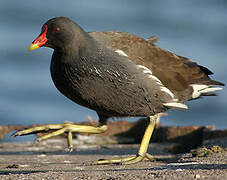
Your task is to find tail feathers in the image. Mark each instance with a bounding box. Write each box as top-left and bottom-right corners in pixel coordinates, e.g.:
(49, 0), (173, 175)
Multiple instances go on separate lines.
(200, 92), (218, 96)
(198, 65), (214, 75)
(191, 84), (223, 99)
(190, 80), (225, 86)
(207, 80), (225, 86)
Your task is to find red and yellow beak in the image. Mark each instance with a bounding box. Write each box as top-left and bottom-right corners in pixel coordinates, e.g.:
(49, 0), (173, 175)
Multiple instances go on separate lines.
(28, 43), (40, 51)
(28, 25), (48, 51)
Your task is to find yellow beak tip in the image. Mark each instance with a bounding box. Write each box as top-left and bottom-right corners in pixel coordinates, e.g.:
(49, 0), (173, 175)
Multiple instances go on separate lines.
(28, 43), (40, 51)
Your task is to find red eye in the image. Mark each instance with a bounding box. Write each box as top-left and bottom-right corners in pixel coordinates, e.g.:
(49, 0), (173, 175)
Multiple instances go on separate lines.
(54, 27), (61, 32)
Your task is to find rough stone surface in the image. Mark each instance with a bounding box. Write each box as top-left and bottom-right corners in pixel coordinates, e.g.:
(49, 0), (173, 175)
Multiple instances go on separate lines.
(0, 137), (226, 180)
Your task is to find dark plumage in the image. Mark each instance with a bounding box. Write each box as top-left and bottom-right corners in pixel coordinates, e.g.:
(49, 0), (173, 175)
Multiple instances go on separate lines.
(13, 17), (224, 165)
(46, 17), (223, 117)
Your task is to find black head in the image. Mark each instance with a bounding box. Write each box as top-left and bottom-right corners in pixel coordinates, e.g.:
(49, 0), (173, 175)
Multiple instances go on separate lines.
(29, 17), (84, 51)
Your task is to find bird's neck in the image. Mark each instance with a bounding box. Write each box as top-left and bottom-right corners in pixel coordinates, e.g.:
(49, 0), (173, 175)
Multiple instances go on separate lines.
(53, 34), (97, 64)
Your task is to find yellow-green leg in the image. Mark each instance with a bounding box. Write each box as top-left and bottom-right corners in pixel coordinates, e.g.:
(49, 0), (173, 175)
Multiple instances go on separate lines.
(12, 122), (107, 151)
(93, 115), (157, 165)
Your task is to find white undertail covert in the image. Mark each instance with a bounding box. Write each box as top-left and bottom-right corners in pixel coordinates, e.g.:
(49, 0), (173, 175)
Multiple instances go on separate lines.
(190, 84), (223, 99)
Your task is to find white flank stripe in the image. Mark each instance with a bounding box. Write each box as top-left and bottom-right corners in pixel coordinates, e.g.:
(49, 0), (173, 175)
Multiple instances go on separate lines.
(143, 69), (152, 74)
(148, 75), (162, 84)
(115, 49), (128, 57)
(137, 65), (176, 99)
(136, 65), (146, 69)
(137, 65), (152, 73)
(160, 87), (175, 98)
(163, 102), (188, 109)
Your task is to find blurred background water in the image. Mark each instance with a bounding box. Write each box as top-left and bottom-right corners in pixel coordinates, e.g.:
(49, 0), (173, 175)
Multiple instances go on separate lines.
(0, 0), (226, 142)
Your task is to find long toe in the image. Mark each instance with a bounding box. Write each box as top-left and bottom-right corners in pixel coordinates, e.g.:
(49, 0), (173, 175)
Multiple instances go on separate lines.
(92, 153), (155, 165)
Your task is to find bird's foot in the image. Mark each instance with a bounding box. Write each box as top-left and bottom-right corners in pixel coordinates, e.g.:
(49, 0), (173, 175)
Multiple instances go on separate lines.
(90, 115), (157, 165)
(12, 123), (107, 151)
(92, 153), (155, 165)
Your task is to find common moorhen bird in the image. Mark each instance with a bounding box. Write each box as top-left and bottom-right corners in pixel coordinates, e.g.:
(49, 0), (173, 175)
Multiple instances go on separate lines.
(13, 17), (224, 165)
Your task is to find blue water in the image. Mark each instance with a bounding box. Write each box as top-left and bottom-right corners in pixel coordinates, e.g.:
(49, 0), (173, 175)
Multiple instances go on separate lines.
(1, 0), (226, 142)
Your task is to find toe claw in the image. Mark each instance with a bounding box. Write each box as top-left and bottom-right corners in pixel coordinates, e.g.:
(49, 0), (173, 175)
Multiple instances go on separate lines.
(67, 146), (73, 152)
(11, 132), (17, 137)
(34, 138), (41, 145)
(11, 130), (21, 137)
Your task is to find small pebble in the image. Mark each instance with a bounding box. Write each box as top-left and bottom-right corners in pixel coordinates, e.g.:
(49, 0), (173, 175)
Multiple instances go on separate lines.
(176, 168), (183, 171)
(194, 174), (200, 178)
(6, 164), (19, 168)
(37, 154), (47, 157)
(63, 160), (71, 163)
(74, 166), (84, 170)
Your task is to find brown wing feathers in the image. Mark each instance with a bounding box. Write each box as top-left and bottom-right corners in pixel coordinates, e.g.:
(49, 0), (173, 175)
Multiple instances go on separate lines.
(90, 31), (224, 102)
